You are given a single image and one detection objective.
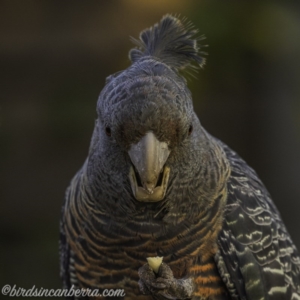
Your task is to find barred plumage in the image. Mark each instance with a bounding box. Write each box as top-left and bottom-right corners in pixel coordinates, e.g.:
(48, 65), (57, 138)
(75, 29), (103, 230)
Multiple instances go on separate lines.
(60, 15), (300, 299)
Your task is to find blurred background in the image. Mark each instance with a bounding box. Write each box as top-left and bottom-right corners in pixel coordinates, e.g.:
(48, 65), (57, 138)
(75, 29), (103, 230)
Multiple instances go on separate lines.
(1, 0), (300, 297)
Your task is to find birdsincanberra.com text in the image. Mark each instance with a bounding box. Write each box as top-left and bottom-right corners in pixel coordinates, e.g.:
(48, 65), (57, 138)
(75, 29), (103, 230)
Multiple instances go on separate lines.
(1, 284), (126, 297)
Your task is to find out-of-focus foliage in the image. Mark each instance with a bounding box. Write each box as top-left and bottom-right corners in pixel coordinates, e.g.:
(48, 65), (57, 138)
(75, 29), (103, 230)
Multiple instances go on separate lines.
(1, 0), (300, 295)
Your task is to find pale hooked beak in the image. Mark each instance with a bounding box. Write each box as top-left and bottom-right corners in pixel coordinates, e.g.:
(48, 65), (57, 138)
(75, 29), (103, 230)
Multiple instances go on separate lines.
(128, 131), (170, 202)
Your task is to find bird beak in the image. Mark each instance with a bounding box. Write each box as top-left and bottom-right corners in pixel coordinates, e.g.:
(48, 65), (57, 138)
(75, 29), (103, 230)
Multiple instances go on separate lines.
(128, 131), (170, 202)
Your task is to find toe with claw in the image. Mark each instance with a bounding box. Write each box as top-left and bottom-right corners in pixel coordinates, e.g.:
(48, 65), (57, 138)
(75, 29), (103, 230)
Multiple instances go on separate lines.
(138, 262), (194, 300)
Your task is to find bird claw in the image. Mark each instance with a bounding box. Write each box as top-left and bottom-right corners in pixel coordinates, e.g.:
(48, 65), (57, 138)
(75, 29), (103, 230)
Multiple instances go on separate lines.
(138, 262), (194, 300)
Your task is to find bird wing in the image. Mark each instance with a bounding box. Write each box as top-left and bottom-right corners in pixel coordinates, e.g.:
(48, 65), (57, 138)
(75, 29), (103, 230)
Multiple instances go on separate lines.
(59, 189), (72, 291)
(59, 161), (93, 294)
(216, 143), (300, 300)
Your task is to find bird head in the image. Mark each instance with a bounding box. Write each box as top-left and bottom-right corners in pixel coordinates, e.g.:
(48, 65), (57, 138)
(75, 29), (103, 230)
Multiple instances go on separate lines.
(100, 62), (201, 201)
(87, 15), (228, 221)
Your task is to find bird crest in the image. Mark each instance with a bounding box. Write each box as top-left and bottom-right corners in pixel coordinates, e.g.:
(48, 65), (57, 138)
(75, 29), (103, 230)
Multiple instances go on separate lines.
(129, 14), (207, 73)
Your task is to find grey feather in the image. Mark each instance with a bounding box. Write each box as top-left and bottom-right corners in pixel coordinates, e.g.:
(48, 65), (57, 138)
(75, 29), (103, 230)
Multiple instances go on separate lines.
(129, 14), (206, 72)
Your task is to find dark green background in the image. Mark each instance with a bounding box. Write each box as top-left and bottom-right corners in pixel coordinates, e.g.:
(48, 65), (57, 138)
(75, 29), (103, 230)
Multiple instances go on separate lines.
(1, 0), (300, 297)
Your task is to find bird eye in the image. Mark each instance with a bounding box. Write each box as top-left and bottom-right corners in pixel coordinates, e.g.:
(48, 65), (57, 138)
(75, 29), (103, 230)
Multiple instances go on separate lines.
(105, 126), (111, 136)
(188, 125), (193, 135)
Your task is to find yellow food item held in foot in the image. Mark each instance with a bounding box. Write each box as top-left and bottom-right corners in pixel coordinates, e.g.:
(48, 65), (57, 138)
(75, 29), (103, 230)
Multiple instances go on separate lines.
(146, 256), (163, 273)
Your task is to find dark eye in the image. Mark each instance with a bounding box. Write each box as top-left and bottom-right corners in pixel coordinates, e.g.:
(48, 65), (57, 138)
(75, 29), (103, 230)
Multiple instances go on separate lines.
(188, 125), (193, 135)
(105, 126), (111, 136)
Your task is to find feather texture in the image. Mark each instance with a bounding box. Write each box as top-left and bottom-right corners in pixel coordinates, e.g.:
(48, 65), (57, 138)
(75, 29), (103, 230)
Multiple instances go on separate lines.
(216, 143), (300, 300)
(129, 14), (206, 71)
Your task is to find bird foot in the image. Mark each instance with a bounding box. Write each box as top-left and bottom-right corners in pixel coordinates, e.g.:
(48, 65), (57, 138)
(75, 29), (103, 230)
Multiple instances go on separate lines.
(138, 262), (194, 300)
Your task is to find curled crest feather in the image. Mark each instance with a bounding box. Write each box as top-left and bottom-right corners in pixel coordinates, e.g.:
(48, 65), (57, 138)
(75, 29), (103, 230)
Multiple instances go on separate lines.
(129, 14), (207, 72)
